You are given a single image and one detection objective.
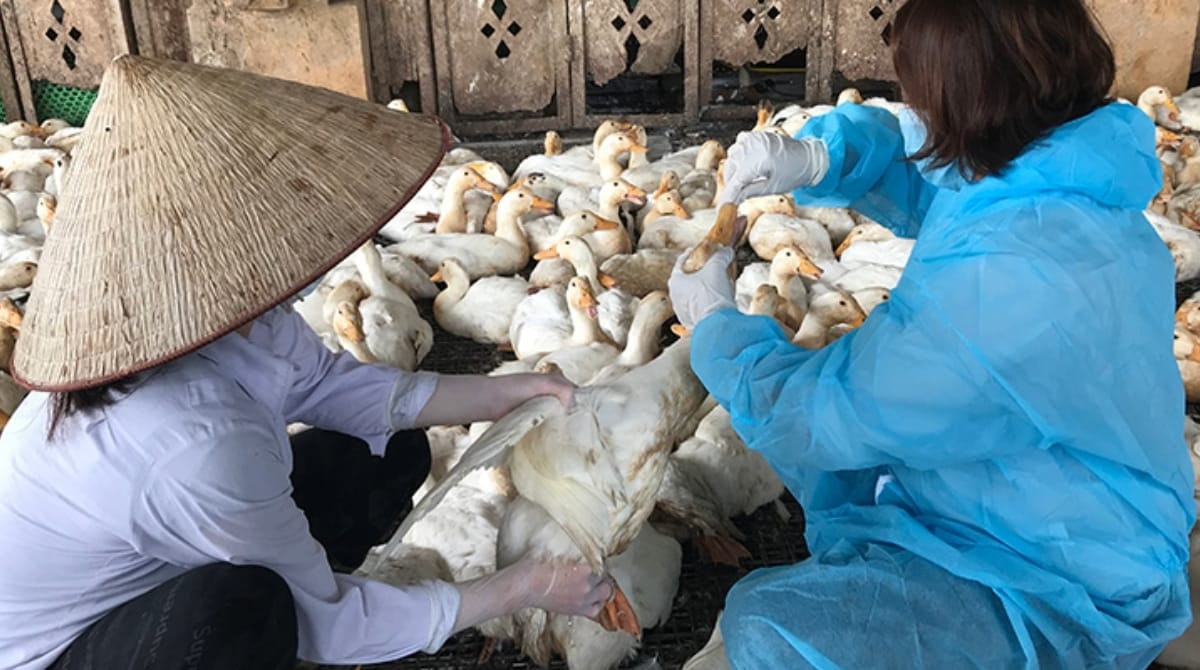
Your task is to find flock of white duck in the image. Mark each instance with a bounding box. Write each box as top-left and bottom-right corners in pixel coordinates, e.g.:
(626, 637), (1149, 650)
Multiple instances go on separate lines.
(2, 86), (1200, 668)
(0, 118), (80, 427)
(339, 87), (1200, 670)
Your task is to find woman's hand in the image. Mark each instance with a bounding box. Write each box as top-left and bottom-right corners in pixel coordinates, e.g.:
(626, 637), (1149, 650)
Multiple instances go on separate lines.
(515, 555), (613, 618)
(529, 371), (576, 410)
(668, 246), (737, 330)
(722, 132), (830, 204)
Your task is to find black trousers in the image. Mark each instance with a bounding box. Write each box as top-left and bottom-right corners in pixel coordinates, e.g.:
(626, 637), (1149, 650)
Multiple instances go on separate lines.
(51, 428), (432, 670)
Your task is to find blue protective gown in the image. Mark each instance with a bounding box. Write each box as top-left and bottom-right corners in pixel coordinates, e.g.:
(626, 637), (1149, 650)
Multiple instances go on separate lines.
(692, 103), (1195, 668)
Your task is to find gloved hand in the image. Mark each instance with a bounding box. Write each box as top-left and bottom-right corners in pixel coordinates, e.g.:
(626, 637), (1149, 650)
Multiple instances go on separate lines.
(450, 554), (613, 637)
(668, 246), (737, 330)
(721, 132), (830, 204)
(517, 556), (613, 618)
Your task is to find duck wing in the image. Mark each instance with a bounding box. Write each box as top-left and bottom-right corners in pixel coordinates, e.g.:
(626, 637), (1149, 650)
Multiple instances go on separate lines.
(393, 395), (567, 542)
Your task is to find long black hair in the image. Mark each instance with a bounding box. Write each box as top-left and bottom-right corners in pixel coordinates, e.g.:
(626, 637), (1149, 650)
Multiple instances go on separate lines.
(47, 377), (137, 440)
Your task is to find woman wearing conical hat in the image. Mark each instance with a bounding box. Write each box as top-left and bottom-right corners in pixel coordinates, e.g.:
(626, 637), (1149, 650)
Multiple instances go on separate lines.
(0, 57), (613, 670)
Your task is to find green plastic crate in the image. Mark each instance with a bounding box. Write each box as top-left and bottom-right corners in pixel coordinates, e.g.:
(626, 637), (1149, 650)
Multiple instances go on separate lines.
(32, 80), (97, 126)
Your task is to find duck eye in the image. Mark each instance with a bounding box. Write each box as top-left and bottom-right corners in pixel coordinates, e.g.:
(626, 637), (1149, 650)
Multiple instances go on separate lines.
(839, 300), (846, 306)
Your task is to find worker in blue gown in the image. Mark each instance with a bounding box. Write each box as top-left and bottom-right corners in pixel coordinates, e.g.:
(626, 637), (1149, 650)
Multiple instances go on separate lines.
(667, 0), (1195, 667)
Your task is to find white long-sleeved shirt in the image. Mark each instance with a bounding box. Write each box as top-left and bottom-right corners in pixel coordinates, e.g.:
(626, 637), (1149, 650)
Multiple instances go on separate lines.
(0, 306), (461, 669)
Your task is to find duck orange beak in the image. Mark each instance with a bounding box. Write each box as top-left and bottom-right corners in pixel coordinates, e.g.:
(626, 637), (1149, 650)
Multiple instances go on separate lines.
(834, 237), (854, 258)
(598, 271), (619, 288)
(628, 142), (649, 154)
(333, 306), (366, 343)
(576, 288), (599, 319)
(594, 583), (641, 640)
(430, 270), (444, 282)
(848, 314), (866, 328)
(532, 196), (556, 213)
(593, 215), (621, 231)
(670, 324), (691, 337)
(798, 257), (823, 279)
(672, 203), (692, 220)
(533, 247), (560, 260)
(625, 185), (647, 207)
(1167, 99), (1182, 115)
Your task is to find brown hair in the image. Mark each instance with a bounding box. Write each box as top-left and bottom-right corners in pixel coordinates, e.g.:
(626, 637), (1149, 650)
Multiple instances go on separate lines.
(892, 0), (1115, 179)
(47, 378), (136, 440)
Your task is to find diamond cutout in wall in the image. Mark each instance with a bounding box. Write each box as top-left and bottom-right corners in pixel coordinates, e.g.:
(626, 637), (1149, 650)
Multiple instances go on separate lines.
(62, 44), (76, 69)
(742, 9), (756, 22)
(50, 0), (65, 24)
(45, 27), (57, 41)
(68, 27), (81, 41)
(490, 0), (506, 20)
(869, 6), (885, 20)
(495, 41), (511, 59)
(612, 16), (627, 30)
(637, 15), (652, 30)
(624, 33), (641, 69)
(767, 6), (781, 20)
(507, 21), (521, 36)
(754, 23), (769, 49)
(481, 24), (496, 37)
(623, 0), (639, 12)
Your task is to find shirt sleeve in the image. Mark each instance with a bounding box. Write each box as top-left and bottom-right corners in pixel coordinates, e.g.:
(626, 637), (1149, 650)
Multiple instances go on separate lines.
(128, 418), (460, 664)
(792, 104), (940, 238)
(249, 307), (438, 451)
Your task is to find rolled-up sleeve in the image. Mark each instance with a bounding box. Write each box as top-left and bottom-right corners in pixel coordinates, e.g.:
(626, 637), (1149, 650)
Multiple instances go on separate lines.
(129, 418), (460, 664)
(249, 307), (438, 452)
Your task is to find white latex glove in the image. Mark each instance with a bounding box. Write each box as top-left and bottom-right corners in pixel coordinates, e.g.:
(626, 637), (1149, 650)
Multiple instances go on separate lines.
(721, 132), (830, 204)
(668, 246), (737, 330)
(451, 554), (612, 636)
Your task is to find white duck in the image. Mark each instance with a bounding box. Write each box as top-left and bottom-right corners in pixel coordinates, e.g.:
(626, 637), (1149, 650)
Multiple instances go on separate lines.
(402, 336), (708, 654)
(835, 222), (914, 271)
(498, 499), (681, 669)
(1139, 86), (1184, 131)
(735, 246), (824, 330)
(329, 243), (433, 370)
(585, 291), (676, 386)
(792, 285), (868, 349)
(748, 202), (836, 264)
(515, 131), (647, 187)
(538, 289), (673, 386)
(528, 212), (622, 288)
(597, 248), (682, 298)
(431, 258), (530, 345)
(535, 236), (638, 347)
(509, 277), (609, 361)
(639, 194), (795, 251)
(389, 187), (548, 279)
(557, 178), (647, 221)
(673, 405), (785, 520)
(1148, 210), (1200, 282)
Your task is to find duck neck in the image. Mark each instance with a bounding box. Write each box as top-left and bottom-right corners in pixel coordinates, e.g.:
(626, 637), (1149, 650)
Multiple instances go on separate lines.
(434, 271), (470, 311)
(340, 334), (378, 363)
(596, 144), (626, 181)
(567, 252), (602, 293)
(597, 192), (623, 221)
(436, 181), (471, 234)
(568, 306), (604, 346)
(793, 313), (829, 349)
(617, 309), (662, 366)
(494, 202), (531, 256)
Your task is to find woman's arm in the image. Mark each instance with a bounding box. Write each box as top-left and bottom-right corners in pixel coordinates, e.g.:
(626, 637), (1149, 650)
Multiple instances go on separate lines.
(131, 422), (599, 665)
(413, 373), (573, 428)
(793, 104), (943, 237)
(688, 248), (1044, 478)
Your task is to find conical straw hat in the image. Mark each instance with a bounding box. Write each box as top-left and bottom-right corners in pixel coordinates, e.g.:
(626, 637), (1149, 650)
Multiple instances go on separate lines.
(13, 55), (450, 391)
